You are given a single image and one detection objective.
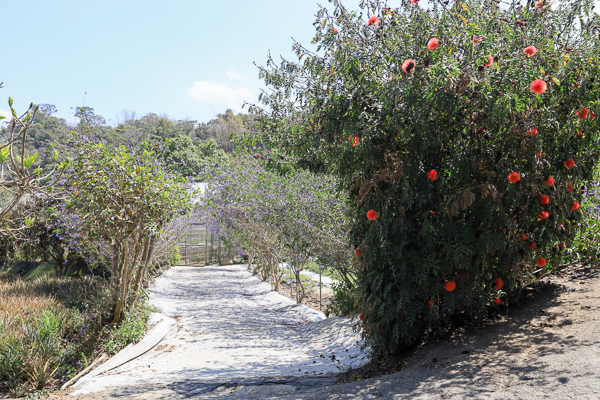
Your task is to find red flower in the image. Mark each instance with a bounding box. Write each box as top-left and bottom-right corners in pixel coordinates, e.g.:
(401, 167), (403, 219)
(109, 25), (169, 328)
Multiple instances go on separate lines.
(410, 0), (421, 3)
(368, 16), (379, 26)
(427, 169), (438, 181)
(540, 195), (549, 205)
(535, 0), (547, 11)
(536, 257), (547, 267)
(427, 37), (440, 51)
(522, 234), (527, 240)
(473, 35), (482, 44)
(256, 154), (261, 159)
(428, 299), (434, 308)
(576, 107), (589, 119)
(366, 209), (378, 221)
(564, 159), (575, 169)
(349, 136), (360, 146)
(539, 211), (550, 220)
(333, 27), (338, 34)
(359, 313), (363, 321)
(494, 278), (503, 290)
(356, 248), (361, 257)
(508, 172), (521, 183)
(485, 55), (493, 66)
(444, 281), (457, 291)
(578, 130), (583, 138)
(524, 46), (538, 57)
(545, 177), (554, 186)
(528, 242), (535, 250)
(389, 76), (394, 81)
(493, 297), (502, 305)
(567, 182), (573, 192)
(572, 201), (580, 211)
(402, 59), (416, 74)
(530, 79), (547, 94)
(527, 128), (539, 136)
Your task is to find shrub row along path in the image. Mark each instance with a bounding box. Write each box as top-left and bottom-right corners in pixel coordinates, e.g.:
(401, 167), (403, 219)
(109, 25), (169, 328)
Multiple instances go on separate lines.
(65, 265), (368, 398)
(52, 265), (600, 400)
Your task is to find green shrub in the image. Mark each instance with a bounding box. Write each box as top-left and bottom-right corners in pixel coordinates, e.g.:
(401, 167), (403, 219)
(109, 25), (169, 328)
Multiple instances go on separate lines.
(251, 0), (600, 357)
(105, 304), (152, 355)
(326, 281), (360, 318)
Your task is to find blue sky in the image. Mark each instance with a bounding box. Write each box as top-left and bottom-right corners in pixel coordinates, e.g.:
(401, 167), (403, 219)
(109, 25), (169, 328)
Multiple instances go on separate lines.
(1, 0), (597, 125)
(0, 0), (359, 125)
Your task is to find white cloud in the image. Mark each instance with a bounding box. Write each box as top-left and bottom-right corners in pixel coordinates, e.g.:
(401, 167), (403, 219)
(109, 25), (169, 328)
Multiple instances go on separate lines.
(186, 80), (254, 112)
(225, 71), (246, 81)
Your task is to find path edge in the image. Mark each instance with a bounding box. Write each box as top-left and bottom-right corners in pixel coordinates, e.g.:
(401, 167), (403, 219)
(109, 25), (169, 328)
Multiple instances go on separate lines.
(70, 313), (177, 391)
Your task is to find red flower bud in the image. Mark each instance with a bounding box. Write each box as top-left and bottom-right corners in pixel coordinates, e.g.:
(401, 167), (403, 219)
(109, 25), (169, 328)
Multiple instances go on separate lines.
(528, 242), (535, 250)
(494, 278), (503, 290)
(427, 169), (438, 181)
(536, 257), (547, 267)
(524, 46), (537, 57)
(576, 107), (589, 120)
(540, 195), (549, 205)
(444, 280), (456, 292)
(564, 159), (575, 169)
(530, 79), (547, 94)
(366, 209), (378, 221)
(508, 172), (520, 183)
(427, 37), (440, 51)
(402, 59), (416, 74)
(545, 177), (554, 186)
(356, 248), (361, 257)
(572, 201), (580, 211)
(428, 299), (434, 308)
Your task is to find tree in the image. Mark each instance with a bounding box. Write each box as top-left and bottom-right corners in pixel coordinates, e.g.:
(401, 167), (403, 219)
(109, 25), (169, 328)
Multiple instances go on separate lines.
(248, 0), (600, 357)
(162, 135), (228, 177)
(0, 99), (66, 238)
(62, 136), (193, 322)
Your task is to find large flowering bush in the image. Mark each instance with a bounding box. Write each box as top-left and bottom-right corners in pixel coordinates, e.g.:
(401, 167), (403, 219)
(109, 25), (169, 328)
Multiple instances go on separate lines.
(248, 0), (600, 357)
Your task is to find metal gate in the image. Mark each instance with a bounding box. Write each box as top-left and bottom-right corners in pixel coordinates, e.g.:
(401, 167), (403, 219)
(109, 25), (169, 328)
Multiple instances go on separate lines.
(177, 224), (235, 266)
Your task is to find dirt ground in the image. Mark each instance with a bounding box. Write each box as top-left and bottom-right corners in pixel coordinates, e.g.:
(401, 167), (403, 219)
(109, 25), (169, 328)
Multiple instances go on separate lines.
(33, 264), (600, 399)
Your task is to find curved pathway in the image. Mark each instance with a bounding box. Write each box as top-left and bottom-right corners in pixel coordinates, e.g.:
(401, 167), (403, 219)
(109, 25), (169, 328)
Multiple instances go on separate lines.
(72, 265), (368, 395)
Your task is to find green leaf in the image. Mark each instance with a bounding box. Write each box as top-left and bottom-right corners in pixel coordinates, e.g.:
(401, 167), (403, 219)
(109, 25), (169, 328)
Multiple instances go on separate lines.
(24, 153), (38, 168)
(0, 147), (8, 163)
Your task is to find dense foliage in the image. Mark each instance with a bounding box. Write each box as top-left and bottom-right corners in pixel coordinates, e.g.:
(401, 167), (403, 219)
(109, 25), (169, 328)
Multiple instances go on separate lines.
(61, 136), (193, 322)
(249, 0), (600, 357)
(202, 154), (355, 302)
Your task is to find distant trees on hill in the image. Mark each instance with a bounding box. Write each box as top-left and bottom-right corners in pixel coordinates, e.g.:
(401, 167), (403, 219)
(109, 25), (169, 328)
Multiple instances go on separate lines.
(0, 105), (256, 177)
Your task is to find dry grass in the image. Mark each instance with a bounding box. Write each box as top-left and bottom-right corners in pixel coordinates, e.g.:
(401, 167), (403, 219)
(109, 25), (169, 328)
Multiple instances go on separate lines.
(0, 270), (151, 398)
(0, 271), (108, 397)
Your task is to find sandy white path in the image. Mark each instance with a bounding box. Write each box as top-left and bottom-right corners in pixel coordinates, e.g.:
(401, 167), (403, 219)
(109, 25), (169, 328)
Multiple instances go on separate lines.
(73, 265), (368, 395)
